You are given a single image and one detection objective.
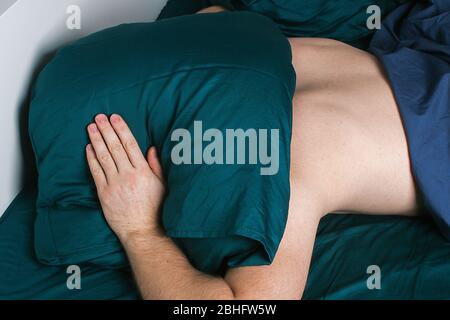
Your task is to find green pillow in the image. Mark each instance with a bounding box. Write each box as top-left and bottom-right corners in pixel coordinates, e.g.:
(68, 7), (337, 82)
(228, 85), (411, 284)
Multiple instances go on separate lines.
(159, 0), (408, 49)
(29, 12), (295, 275)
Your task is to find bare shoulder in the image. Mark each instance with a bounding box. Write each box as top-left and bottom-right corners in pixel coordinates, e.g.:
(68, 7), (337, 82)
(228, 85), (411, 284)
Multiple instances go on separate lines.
(288, 37), (369, 60)
(223, 193), (321, 300)
(289, 38), (382, 86)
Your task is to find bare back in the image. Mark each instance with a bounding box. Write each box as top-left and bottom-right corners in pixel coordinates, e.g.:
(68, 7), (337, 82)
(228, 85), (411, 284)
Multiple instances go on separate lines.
(288, 38), (417, 216)
(225, 39), (419, 300)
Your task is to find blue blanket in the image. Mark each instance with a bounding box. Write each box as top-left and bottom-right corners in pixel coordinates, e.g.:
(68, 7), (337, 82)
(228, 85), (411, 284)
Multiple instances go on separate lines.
(369, 0), (450, 240)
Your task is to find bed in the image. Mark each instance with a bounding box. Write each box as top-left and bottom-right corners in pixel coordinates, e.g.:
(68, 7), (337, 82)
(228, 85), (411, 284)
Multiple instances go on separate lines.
(1, 188), (449, 299)
(1, 0), (449, 299)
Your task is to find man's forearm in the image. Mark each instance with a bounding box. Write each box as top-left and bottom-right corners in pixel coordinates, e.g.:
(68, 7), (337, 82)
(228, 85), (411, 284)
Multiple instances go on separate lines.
(122, 231), (235, 300)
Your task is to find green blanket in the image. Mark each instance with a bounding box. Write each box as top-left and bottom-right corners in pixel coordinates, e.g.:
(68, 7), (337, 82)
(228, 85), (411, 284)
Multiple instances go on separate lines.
(1, 189), (449, 299)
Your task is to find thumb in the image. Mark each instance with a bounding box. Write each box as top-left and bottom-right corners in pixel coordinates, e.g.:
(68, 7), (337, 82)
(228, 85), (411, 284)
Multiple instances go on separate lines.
(147, 146), (164, 182)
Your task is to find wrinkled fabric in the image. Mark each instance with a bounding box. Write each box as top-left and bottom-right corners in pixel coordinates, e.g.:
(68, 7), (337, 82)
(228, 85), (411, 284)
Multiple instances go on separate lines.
(158, 0), (408, 49)
(2, 189), (449, 299)
(0, 189), (139, 300)
(369, 0), (450, 240)
(304, 214), (450, 299)
(29, 12), (295, 275)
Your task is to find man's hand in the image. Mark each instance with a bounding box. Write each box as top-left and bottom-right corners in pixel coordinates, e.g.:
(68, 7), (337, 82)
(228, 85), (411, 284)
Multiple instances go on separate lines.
(86, 113), (165, 243)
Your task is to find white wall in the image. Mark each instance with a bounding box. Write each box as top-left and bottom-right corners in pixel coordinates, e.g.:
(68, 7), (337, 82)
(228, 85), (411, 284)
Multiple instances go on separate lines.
(0, 0), (18, 15)
(0, 0), (168, 215)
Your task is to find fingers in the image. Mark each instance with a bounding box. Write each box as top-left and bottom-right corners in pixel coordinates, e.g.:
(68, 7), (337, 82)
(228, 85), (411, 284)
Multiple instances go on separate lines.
(109, 114), (146, 167)
(147, 147), (164, 182)
(87, 113), (158, 186)
(94, 114), (132, 171)
(86, 144), (107, 187)
(87, 123), (118, 177)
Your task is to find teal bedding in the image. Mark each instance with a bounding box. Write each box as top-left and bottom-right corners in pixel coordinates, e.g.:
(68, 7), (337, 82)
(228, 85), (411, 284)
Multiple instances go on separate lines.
(0, 189), (138, 300)
(2, 0), (447, 299)
(1, 189), (449, 299)
(305, 214), (450, 299)
(159, 0), (408, 49)
(29, 12), (295, 275)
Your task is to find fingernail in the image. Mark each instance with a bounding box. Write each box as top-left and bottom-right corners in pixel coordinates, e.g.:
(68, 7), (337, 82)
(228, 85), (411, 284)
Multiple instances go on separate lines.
(86, 144), (92, 151)
(89, 123), (98, 133)
(95, 114), (107, 123)
(110, 114), (121, 123)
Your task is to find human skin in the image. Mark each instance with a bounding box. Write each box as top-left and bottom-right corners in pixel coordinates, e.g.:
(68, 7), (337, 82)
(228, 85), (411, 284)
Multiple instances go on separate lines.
(85, 11), (418, 300)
